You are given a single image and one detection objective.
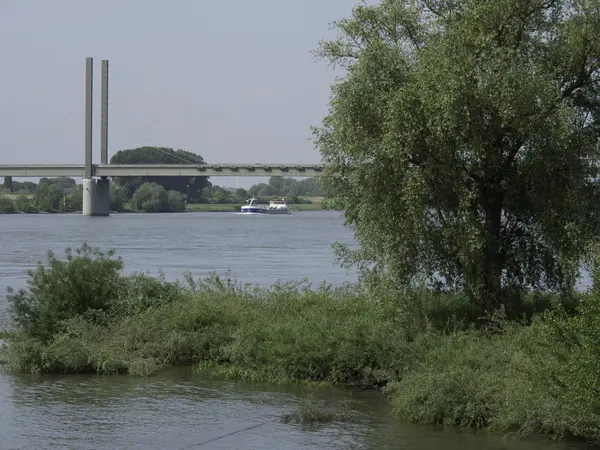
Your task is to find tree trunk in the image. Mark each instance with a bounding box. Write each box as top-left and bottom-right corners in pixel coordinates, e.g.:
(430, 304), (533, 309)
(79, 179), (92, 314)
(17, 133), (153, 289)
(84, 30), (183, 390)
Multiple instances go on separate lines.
(480, 191), (504, 312)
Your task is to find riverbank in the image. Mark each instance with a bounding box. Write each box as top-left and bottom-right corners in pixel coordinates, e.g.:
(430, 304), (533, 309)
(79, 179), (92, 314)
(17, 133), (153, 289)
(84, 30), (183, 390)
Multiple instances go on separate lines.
(185, 202), (327, 213)
(0, 196), (329, 214)
(1, 245), (599, 444)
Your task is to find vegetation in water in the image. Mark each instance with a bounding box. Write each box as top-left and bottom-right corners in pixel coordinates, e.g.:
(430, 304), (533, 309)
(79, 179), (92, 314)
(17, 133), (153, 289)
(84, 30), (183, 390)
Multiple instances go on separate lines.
(3, 244), (600, 442)
(280, 393), (360, 425)
(3, 0), (600, 445)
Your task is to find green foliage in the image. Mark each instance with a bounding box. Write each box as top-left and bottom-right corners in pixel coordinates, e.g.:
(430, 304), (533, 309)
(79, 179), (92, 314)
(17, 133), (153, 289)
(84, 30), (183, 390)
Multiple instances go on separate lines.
(6, 245), (600, 442)
(385, 304), (600, 443)
(3, 176), (13, 192)
(9, 180), (37, 195)
(6, 244), (124, 343)
(109, 184), (128, 212)
(33, 182), (64, 212)
(66, 184), (83, 212)
(110, 146), (210, 200)
(234, 188), (248, 202)
(196, 179), (324, 205)
(280, 393), (359, 424)
(0, 196), (16, 214)
(313, 0), (600, 309)
(201, 185), (233, 204)
(167, 190), (186, 212)
(14, 195), (36, 213)
(39, 177), (76, 191)
(248, 177), (324, 198)
(130, 182), (186, 212)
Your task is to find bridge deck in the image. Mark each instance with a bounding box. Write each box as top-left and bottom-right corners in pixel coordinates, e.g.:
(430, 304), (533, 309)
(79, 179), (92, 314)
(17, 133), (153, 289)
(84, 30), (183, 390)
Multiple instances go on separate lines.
(0, 164), (325, 178)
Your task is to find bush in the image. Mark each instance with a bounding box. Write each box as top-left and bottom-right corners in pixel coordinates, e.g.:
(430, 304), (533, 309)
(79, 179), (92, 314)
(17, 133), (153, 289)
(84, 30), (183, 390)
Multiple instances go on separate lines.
(66, 185), (83, 212)
(33, 183), (63, 212)
(385, 304), (600, 443)
(7, 243), (124, 342)
(113, 272), (187, 317)
(167, 190), (186, 212)
(130, 182), (185, 212)
(14, 195), (37, 213)
(0, 196), (16, 213)
(4, 244), (600, 443)
(110, 185), (128, 212)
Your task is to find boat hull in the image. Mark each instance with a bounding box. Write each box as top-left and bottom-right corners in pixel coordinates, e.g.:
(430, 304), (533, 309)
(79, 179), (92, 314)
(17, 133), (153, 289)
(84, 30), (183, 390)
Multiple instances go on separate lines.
(239, 207), (290, 215)
(239, 197), (291, 214)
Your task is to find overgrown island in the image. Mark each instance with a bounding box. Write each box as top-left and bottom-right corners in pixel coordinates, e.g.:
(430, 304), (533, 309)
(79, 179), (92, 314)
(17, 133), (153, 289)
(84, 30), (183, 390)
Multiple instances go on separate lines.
(2, 0), (600, 445)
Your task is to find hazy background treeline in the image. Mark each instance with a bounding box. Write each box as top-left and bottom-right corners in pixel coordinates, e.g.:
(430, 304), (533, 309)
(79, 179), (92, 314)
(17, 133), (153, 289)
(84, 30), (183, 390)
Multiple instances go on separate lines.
(0, 146), (326, 213)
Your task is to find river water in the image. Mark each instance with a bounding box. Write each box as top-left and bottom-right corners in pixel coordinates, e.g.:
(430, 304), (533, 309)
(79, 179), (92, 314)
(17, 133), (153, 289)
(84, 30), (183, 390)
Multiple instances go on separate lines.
(0, 212), (592, 449)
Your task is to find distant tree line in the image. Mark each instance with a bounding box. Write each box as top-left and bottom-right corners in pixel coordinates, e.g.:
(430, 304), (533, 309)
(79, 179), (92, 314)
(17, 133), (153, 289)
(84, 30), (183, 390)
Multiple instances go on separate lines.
(109, 146), (325, 205)
(0, 146), (326, 213)
(0, 177), (82, 214)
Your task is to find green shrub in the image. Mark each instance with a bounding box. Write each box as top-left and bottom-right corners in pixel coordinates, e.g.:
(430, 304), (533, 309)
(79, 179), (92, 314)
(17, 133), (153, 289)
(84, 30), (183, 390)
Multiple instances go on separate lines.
(166, 190), (186, 212)
(130, 183), (185, 213)
(386, 329), (510, 429)
(113, 272), (186, 317)
(385, 305), (600, 443)
(14, 195), (37, 213)
(6, 243), (124, 342)
(4, 244), (600, 443)
(0, 196), (16, 213)
(110, 185), (128, 212)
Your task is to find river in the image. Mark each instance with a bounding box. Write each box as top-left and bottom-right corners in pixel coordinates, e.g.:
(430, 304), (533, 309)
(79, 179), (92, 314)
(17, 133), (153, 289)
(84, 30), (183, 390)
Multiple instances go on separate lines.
(0, 212), (592, 449)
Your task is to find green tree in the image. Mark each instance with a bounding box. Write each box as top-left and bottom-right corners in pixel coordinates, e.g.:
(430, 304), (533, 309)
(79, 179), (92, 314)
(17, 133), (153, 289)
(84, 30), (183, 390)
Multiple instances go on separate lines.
(67, 185), (83, 212)
(248, 182), (276, 198)
(130, 182), (185, 213)
(235, 188), (248, 202)
(110, 184), (128, 212)
(313, 0), (600, 310)
(0, 196), (16, 213)
(110, 146), (210, 200)
(7, 243), (124, 342)
(211, 187), (232, 204)
(287, 178), (324, 197)
(15, 195), (36, 213)
(39, 177), (76, 191)
(34, 183), (64, 212)
(3, 176), (13, 193)
(267, 176), (297, 195)
(11, 181), (37, 194)
(167, 190), (186, 212)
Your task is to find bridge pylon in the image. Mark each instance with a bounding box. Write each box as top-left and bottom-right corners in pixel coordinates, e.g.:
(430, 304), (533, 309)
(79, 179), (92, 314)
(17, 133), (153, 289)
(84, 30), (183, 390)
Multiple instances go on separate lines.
(82, 57), (110, 216)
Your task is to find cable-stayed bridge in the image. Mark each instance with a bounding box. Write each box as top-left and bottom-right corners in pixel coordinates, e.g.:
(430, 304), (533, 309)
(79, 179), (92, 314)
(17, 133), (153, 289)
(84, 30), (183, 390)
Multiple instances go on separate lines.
(0, 58), (324, 216)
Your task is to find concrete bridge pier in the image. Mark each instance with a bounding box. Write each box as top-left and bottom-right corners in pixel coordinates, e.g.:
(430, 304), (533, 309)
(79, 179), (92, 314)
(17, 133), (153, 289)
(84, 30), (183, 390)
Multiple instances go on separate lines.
(83, 178), (110, 216)
(82, 57), (111, 217)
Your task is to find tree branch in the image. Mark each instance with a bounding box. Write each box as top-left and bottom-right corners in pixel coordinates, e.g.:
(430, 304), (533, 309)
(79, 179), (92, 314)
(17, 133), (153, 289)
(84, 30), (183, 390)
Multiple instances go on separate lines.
(562, 62), (600, 99)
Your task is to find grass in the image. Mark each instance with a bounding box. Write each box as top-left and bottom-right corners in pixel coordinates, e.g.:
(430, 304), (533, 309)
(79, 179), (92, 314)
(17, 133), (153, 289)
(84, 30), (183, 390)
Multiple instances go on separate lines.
(280, 393), (360, 424)
(3, 244), (600, 443)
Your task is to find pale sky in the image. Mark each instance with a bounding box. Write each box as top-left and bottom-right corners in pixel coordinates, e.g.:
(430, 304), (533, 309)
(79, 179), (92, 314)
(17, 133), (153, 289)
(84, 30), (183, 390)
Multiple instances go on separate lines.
(0, 0), (357, 188)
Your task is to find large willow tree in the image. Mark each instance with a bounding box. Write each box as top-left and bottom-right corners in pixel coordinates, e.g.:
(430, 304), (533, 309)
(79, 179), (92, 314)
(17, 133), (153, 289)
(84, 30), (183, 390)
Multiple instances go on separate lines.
(314, 0), (600, 308)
